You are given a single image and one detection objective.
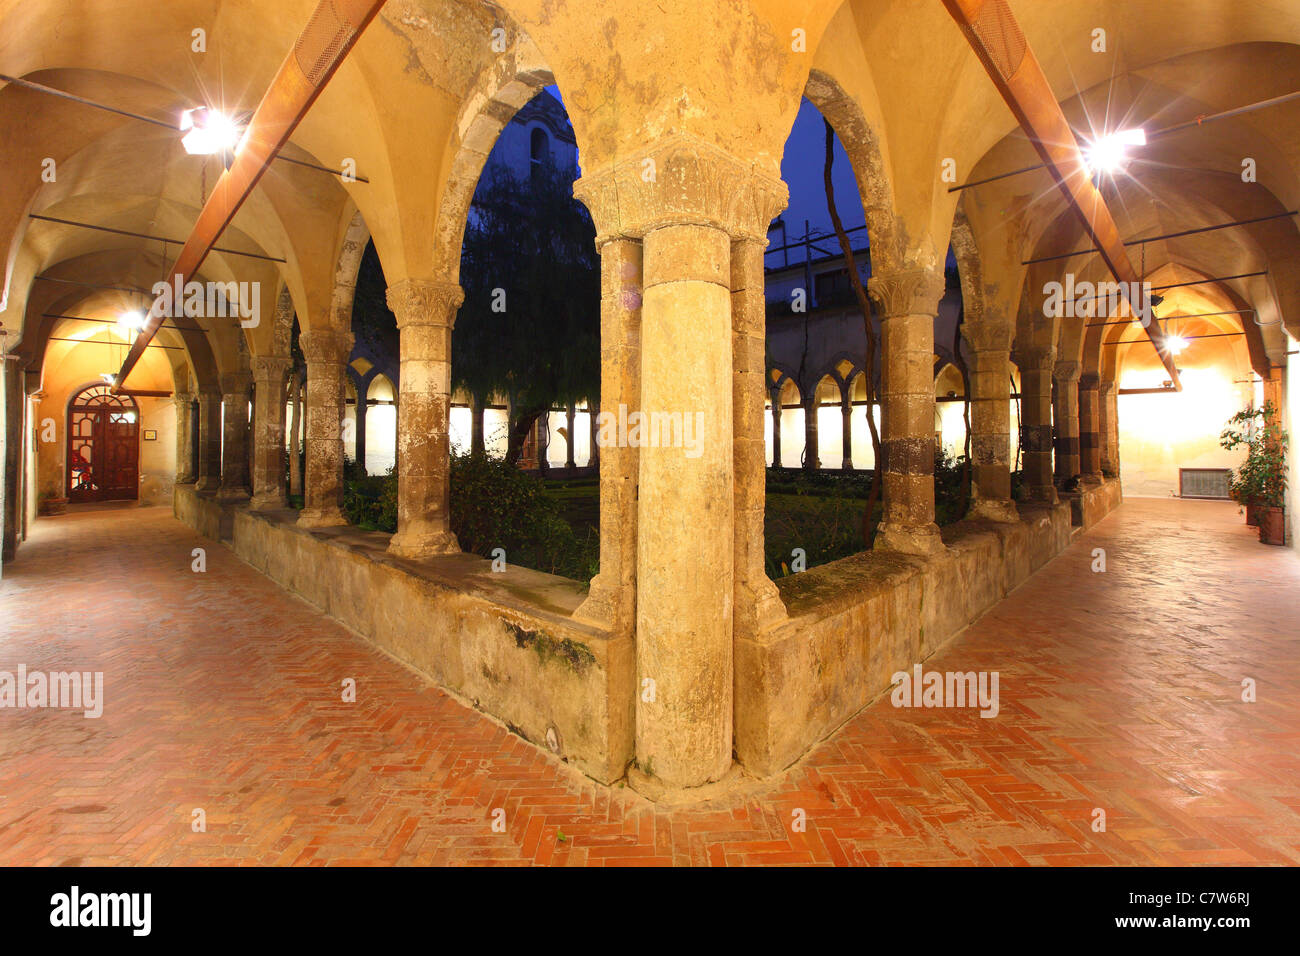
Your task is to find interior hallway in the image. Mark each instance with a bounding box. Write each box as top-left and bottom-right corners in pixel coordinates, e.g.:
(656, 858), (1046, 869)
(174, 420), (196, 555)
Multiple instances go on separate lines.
(0, 498), (1296, 866)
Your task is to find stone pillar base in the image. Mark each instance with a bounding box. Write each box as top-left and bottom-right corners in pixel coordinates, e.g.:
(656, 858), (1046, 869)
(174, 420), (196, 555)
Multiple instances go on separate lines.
(1028, 485), (1060, 505)
(625, 762), (745, 804)
(216, 487), (250, 502)
(297, 507), (348, 529)
(874, 521), (946, 556)
(1079, 473), (1104, 487)
(970, 497), (1019, 523)
(248, 494), (286, 512)
(195, 478), (220, 494)
(387, 528), (459, 558)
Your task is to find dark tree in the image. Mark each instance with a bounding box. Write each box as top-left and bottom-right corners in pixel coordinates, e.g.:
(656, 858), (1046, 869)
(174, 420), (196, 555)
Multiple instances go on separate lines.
(454, 162), (600, 466)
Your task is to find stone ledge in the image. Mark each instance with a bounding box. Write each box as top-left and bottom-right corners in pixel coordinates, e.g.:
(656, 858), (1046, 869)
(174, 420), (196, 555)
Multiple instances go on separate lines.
(173, 485), (634, 784)
(736, 500), (1076, 777)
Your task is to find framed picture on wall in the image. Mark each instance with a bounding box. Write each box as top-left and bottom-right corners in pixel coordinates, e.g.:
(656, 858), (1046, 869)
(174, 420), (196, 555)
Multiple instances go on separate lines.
(143, 429), (158, 441)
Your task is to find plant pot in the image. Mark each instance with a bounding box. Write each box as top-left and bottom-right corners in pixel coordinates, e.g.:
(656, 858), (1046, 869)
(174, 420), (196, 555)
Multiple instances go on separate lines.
(1245, 500), (1261, 526)
(1259, 507), (1286, 546)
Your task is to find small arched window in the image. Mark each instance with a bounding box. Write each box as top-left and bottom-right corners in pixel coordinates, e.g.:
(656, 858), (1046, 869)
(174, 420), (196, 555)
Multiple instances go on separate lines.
(529, 127), (549, 180)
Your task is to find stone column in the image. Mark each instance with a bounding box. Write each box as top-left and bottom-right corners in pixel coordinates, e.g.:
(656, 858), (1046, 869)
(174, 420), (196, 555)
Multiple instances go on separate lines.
(385, 280), (460, 557)
(967, 342), (1017, 522)
(218, 371), (253, 500)
(1078, 372), (1103, 482)
(1099, 379), (1119, 476)
(297, 329), (352, 528)
(288, 372), (303, 498)
(840, 394), (853, 470)
(537, 413), (550, 473)
(731, 236), (788, 640)
(1, 363), (22, 566)
(1052, 360), (1081, 484)
(587, 400), (599, 468)
(250, 356), (291, 510)
(565, 403), (577, 469)
(1015, 350), (1057, 503)
(573, 238), (641, 637)
(353, 387), (368, 476)
(574, 137), (786, 791)
(803, 393), (819, 470)
(173, 391), (195, 483)
(770, 390), (782, 467)
(195, 386), (222, 493)
(867, 268), (947, 555)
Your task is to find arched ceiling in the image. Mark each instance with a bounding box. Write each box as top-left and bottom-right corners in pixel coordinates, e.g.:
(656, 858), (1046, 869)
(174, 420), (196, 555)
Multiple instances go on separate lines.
(0, 0), (1295, 399)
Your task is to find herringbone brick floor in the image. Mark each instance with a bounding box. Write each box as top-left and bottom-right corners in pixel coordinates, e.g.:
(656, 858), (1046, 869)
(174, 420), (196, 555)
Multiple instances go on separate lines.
(0, 498), (1296, 865)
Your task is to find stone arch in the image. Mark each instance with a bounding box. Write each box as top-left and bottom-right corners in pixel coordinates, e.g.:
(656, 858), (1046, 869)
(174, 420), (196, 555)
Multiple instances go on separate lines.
(802, 68), (903, 273)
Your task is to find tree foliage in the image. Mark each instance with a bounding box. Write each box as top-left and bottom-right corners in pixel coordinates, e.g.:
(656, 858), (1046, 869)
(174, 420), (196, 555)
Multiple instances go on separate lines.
(454, 162), (600, 464)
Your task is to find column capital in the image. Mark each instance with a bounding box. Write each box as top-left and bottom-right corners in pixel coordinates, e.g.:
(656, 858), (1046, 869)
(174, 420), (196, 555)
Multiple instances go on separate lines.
(1052, 360), (1082, 386)
(386, 279), (464, 329)
(1079, 371), (1101, 390)
(251, 354), (293, 383)
(1098, 378), (1116, 398)
(866, 267), (946, 319)
(197, 383), (222, 399)
(299, 329), (354, 365)
(173, 390), (194, 404)
(219, 370), (254, 395)
(1012, 347), (1055, 373)
(963, 321), (1014, 355)
(573, 132), (788, 244)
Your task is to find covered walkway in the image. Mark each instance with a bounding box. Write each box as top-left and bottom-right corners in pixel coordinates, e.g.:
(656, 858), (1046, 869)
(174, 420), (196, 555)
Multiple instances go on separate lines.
(1, 498), (1296, 866)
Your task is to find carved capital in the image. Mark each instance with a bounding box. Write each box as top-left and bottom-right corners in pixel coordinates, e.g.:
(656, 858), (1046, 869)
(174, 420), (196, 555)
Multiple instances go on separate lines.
(1013, 347), (1055, 373)
(866, 268), (946, 318)
(299, 329), (354, 366)
(1052, 360), (1082, 386)
(252, 355), (293, 384)
(573, 133), (788, 243)
(962, 320), (1014, 355)
(173, 391), (194, 405)
(386, 279), (464, 330)
(1079, 371), (1101, 391)
(220, 371), (253, 397)
(1098, 379), (1116, 398)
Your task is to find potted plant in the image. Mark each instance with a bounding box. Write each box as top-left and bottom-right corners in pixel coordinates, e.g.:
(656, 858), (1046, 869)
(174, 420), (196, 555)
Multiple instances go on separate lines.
(1221, 401), (1288, 545)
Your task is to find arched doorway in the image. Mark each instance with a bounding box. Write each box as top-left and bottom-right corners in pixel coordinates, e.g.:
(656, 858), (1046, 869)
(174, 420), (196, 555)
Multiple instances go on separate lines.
(66, 384), (140, 502)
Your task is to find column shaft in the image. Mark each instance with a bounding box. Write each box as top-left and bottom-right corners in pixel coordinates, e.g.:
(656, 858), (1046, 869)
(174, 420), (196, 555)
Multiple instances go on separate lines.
(574, 239), (641, 636)
(250, 357), (291, 510)
(1052, 361), (1081, 483)
(635, 222), (734, 788)
(173, 392), (195, 484)
(731, 236), (787, 639)
(868, 269), (946, 554)
(968, 348), (1017, 521)
(195, 387), (222, 493)
(1016, 352), (1057, 503)
(297, 330), (352, 527)
(386, 281), (460, 556)
(1078, 373), (1102, 481)
(218, 372), (253, 500)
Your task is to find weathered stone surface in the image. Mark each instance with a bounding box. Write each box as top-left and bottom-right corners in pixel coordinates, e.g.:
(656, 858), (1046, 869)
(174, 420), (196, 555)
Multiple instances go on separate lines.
(297, 330), (353, 529)
(250, 356), (292, 511)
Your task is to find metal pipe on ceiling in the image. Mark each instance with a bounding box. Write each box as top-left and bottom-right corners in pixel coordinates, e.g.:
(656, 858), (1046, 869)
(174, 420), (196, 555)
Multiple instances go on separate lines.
(940, 0), (1179, 385)
(112, 0), (388, 391)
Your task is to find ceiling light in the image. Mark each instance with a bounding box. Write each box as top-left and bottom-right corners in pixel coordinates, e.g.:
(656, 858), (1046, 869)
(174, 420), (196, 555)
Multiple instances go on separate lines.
(117, 309), (146, 336)
(179, 107), (242, 156)
(100, 372), (116, 384)
(1083, 127), (1146, 176)
(1167, 335), (1188, 355)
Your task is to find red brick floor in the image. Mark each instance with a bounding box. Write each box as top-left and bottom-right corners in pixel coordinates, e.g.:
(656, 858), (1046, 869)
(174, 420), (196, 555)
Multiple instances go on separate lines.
(0, 498), (1297, 866)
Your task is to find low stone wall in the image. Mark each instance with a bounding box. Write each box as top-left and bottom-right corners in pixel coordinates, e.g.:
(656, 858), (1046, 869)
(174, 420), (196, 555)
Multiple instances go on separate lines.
(173, 486), (634, 784)
(172, 482), (232, 541)
(175, 477), (1121, 790)
(735, 500), (1077, 776)
(1071, 477), (1124, 530)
